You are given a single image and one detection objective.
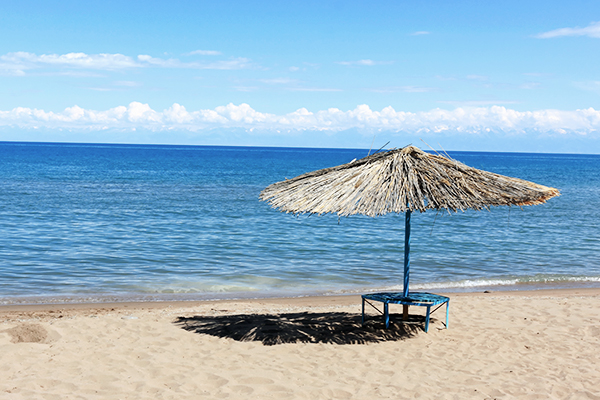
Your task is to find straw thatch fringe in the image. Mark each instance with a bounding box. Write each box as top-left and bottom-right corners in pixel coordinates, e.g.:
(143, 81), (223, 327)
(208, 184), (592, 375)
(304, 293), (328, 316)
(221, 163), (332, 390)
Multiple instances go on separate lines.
(260, 146), (560, 217)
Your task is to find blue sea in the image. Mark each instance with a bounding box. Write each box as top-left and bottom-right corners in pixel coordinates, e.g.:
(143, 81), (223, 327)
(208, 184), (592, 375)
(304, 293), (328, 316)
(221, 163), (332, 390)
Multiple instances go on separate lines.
(1, 141), (599, 305)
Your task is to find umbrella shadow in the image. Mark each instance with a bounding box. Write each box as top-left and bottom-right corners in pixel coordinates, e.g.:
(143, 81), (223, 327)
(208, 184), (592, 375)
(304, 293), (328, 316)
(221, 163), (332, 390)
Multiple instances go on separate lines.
(174, 311), (429, 345)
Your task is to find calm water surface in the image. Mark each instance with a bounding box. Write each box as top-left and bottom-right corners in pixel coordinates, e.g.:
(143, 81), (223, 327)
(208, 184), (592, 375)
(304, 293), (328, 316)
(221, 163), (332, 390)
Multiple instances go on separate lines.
(1, 141), (599, 304)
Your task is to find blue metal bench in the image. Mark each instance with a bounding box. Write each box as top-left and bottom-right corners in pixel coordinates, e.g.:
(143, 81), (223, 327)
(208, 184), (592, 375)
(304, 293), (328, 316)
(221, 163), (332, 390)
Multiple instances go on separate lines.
(361, 292), (449, 332)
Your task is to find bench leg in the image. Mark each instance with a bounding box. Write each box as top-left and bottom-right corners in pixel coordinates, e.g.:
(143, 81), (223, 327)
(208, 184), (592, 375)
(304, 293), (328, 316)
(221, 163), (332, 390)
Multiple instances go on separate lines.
(403, 304), (409, 321)
(361, 297), (365, 325)
(425, 305), (431, 332)
(445, 300), (449, 329)
(384, 303), (389, 328)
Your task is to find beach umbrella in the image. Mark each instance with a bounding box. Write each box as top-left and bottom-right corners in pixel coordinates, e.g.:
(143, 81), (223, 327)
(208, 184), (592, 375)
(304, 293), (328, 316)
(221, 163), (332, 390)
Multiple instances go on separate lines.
(259, 145), (560, 301)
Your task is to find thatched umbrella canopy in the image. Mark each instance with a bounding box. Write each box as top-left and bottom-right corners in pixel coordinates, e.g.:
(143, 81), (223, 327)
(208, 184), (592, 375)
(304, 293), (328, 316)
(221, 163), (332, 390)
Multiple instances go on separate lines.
(260, 146), (559, 216)
(260, 145), (559, 297)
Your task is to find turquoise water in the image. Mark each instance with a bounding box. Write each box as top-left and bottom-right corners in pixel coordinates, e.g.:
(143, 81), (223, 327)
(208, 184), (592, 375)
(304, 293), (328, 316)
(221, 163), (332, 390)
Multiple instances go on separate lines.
(1, 141), (599, 305)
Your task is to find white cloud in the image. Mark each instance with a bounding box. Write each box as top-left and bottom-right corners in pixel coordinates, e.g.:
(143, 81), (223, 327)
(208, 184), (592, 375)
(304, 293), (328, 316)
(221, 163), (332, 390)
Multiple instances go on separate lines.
(411, 31), (431, 36)
(402, 86), (433, 93)
(85, 80), (142, 91)
(163, 103), (194, 124)
(0, 51), (253, 75)
(0, 52), (139, 75)
(435, 75), (458, 81)
(137, 54), (251, 69)
(260, 78), (297, 84)
(369, 86), (434, 93)
(337, 59), (393, 66)
(87, 87), (115, 92)
(288, 63), (320, 72)
(127, 102), (162, 123)
(50, 71), (107, 78)
(185, 50), (222, 56)
(200, 58), (252, 70)
(114, 80), (141, 87)
(535, 21), (600, 39)
(1, 103), (599, 136)
(519, 82), (541, 90)
(287, 87), (343, 92)
(136, 54), (178, 67)
(339, 59), (375, 66)
(136, 55), (252, 70)
(574, 80), (600, 93)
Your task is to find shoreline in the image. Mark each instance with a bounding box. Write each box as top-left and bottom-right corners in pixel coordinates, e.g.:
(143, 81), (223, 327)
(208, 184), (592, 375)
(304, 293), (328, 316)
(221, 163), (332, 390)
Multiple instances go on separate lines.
(4, 274), (600, 305)
(3, 278), (600, 308)
(2, 286), (599, 314)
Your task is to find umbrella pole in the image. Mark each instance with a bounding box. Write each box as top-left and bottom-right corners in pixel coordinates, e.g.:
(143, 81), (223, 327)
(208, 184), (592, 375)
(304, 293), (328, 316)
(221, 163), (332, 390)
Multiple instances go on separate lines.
(403, 209), (411, 320)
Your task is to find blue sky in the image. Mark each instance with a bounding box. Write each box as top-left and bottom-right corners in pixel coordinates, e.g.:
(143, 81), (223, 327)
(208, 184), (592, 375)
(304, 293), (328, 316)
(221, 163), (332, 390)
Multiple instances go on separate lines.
(1, 0), (599, 152)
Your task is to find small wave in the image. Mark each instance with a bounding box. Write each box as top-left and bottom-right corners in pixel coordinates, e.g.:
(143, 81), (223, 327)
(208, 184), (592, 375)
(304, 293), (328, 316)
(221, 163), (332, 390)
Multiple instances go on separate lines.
(3, 274), (600, 305)
(327, 274), (600, 294)
(138, 284), (260, 294)
(130, 275), (303, 294)
(415, 275), (600, 290)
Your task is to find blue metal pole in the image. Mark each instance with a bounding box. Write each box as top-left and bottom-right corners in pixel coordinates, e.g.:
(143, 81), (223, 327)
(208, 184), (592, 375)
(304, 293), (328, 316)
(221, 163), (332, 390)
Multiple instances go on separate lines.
(403, 209), (411, 297)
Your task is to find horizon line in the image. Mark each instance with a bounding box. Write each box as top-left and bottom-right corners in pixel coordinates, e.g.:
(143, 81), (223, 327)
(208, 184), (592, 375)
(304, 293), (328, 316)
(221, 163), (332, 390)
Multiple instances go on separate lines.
(2, 139), (598, 156)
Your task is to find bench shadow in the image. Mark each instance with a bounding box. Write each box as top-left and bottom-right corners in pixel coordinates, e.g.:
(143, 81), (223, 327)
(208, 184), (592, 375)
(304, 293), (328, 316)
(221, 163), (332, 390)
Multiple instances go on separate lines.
(174, 312), (429, 345)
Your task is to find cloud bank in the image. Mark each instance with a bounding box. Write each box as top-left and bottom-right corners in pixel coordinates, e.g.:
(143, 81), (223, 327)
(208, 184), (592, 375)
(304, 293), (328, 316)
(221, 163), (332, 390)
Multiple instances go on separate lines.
(536, 21), (600, 39)
(1, 103), (599, 136)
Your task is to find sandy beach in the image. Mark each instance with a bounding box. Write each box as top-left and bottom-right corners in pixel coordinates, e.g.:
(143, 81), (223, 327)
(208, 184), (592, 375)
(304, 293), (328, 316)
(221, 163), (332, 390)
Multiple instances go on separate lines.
(1, 288), (599, 399)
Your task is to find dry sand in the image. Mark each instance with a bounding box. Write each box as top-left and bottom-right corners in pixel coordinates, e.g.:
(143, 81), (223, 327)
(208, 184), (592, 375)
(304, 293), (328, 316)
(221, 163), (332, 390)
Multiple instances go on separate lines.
(1, 288), (600, 399)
